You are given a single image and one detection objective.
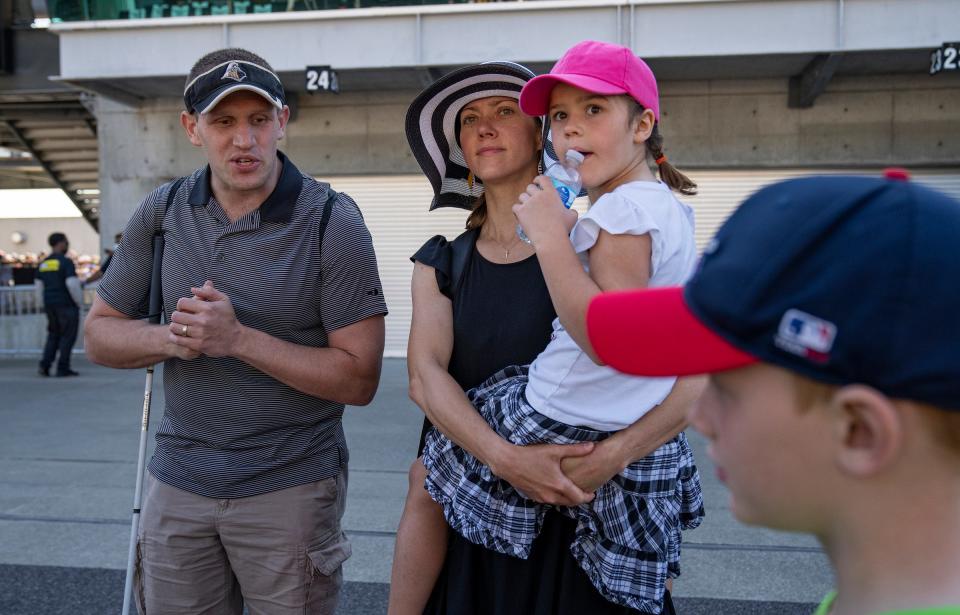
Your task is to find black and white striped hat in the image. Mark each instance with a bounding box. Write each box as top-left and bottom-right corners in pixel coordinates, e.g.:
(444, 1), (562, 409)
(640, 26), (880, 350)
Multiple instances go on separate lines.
(405, 62), (536, 211)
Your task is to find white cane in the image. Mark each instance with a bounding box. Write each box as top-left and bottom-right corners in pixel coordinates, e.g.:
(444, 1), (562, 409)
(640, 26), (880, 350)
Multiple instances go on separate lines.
(121, 233), (165, 615)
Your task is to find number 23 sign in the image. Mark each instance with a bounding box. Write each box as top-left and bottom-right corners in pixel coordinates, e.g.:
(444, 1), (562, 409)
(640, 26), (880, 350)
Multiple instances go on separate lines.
(930, 43), (960, 75)
(305, 66), (340, 94)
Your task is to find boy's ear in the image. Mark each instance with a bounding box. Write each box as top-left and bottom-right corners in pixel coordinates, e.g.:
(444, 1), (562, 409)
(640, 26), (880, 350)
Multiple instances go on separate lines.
(181, 110), (202, 147)
(831, 385), (903, 477)
(633, 108), (656, 145)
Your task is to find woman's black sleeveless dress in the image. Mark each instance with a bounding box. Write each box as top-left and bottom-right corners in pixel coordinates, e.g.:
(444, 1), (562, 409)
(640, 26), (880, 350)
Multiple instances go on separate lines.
(411, 230), (666, 615)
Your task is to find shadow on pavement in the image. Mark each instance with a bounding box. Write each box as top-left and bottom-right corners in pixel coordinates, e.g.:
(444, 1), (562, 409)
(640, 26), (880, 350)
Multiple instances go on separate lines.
(0, 564), (817, 615)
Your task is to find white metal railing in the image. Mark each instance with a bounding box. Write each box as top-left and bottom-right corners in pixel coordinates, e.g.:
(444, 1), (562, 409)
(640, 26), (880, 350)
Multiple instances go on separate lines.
(0, 284), (42, 316)
(0, 284), (93, 356)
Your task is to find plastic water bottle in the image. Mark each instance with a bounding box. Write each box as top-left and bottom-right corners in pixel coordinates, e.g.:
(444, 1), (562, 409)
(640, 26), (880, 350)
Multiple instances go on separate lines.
(517, 149), (585, 243)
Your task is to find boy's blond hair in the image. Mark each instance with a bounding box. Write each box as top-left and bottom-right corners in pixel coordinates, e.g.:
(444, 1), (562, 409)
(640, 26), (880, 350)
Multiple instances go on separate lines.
(790, 373), (835, 411)
(791, 373), (960, 458)
(917, 402), (960, 459)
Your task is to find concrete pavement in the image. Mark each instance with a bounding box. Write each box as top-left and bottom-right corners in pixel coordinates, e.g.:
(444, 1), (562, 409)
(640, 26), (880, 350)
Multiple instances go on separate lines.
(0, 357), (832, 613)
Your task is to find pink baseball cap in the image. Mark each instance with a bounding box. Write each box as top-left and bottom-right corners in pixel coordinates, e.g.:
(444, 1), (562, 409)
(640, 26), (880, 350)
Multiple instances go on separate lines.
(520, 40), (660, 121)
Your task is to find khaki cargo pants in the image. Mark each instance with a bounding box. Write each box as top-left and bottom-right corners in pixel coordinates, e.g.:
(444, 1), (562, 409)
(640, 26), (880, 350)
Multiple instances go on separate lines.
(134, 469), (351, 614)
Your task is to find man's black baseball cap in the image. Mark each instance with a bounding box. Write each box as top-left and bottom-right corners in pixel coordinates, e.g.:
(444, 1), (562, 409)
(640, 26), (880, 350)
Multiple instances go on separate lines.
(183, 59), (285, 115)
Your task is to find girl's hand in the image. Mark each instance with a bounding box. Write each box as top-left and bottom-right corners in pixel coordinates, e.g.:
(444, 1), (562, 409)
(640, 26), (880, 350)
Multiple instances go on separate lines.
(512, 176), (578, 247)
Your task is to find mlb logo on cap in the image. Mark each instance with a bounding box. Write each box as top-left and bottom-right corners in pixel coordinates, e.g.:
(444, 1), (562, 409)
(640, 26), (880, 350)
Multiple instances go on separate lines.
(775, 309), (836, 364)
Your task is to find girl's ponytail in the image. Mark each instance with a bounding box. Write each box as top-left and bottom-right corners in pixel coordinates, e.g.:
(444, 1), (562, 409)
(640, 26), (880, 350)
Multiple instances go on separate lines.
(646, 124), (697, 196)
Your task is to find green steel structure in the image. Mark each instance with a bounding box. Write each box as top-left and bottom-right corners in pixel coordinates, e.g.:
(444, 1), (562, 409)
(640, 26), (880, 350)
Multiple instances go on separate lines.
(46, 0), (471, 21)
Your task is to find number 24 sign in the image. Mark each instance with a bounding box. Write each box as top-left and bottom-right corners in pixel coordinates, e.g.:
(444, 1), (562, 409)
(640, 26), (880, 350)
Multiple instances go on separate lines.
(305, 66), (340, 94)
(930, 43), (960, 75)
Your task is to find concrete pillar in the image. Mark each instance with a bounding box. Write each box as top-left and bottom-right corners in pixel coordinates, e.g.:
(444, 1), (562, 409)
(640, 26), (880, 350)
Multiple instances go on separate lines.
(96, 96), (204, 252)
(285, 91), (420, 177)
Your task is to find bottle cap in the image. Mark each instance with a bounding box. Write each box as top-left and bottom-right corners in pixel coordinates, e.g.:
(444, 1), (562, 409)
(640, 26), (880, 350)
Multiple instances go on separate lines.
(883, 167), (910, 181)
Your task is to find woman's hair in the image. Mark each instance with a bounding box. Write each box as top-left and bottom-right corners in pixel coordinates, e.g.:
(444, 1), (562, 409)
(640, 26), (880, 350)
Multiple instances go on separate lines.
(459, 108), (542, 231)
(629, 101), (697, 196)
(465, 194), (488, 230)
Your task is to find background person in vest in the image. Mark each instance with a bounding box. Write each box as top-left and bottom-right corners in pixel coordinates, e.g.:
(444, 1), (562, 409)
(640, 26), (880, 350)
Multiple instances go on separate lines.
(84, 48), (387, 614)
(36, 232), (82, 377)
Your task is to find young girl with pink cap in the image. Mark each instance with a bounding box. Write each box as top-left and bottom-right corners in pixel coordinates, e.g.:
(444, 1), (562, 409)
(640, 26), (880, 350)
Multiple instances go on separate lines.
(419, 40), (705, 613)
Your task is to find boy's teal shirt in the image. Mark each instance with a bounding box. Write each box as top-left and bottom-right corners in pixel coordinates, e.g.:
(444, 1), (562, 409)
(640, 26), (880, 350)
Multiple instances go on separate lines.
(815, 592), (960, 615)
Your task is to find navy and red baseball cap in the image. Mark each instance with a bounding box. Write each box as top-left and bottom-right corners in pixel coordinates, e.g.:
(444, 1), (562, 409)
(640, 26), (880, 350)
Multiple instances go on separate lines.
(586, 170), (960, 411)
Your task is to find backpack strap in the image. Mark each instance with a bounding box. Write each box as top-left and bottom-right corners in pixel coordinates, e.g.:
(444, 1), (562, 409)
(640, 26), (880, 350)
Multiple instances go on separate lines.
(145, 176), (186, 322)
(155, 176), (188, 236)
(319, 187), (337, 249)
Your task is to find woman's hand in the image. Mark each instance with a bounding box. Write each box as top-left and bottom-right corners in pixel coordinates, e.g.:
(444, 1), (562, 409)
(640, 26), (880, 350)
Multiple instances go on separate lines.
(561, 377), (706, 494)
(489, 441), (596, 506)
(513, 176), (578, 247)
(561, 438), (629, 494)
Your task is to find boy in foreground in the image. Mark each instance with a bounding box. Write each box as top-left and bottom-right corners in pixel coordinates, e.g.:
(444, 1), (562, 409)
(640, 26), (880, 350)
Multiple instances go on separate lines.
(586, 170), (960, 615)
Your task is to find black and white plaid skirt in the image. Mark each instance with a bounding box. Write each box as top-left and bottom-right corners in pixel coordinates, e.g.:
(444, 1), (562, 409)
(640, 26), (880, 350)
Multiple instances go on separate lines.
(422, 365), (705, 614)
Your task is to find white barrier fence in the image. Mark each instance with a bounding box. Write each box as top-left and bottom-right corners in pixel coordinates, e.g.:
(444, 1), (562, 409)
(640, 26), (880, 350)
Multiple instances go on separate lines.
(0, 285), (93, 357)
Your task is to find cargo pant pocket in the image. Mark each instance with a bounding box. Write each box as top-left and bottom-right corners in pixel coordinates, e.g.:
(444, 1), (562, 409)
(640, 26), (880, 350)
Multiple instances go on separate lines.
(304, 531), (351, 614)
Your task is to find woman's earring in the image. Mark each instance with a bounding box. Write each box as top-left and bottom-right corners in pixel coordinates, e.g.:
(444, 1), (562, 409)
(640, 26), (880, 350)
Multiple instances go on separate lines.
(467, 171), (475, 190)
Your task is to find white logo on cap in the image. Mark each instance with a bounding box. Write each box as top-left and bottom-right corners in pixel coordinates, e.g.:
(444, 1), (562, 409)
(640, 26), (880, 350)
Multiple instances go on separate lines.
(222, 62), (247, 82)
(775, 309), (836, 363)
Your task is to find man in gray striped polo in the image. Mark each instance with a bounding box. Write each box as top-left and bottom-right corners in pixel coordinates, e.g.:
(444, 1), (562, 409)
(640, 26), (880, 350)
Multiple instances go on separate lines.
(85, 47), (387, 614)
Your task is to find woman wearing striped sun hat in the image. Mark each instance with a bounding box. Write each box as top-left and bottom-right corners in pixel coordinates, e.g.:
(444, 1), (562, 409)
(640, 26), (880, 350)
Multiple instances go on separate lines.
(390, 61), (700, 615)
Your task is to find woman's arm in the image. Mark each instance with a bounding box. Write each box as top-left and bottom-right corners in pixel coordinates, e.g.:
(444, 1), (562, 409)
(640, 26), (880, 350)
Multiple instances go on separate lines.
(561, 376), (706, 492)
(408, 262), (595, 506)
